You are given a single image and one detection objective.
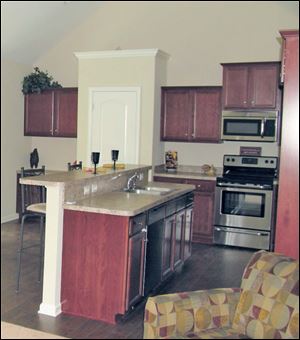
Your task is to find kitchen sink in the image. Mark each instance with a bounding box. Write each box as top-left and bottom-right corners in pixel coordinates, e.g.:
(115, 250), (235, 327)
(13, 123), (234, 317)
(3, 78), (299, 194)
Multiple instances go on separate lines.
(122, 186), (175, 195)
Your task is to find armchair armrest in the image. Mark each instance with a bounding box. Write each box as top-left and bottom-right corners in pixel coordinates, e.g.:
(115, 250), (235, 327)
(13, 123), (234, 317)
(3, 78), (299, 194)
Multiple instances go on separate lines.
(143, 288), (241, 339)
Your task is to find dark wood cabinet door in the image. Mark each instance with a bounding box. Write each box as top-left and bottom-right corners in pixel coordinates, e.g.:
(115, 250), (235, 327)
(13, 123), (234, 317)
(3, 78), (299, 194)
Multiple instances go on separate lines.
(248, 63), (280, 109)
(222, 65), (249, 109)
(183, 206), (193, 260)
(24, 88), (77, 137)
(54, 88), (78, 137)
(162, 215), (175, 280)
(186, 179), (215, 244)
(222, 62), (281, 110)
(161, 88), (192, 141)
(192, 191), (215, 244)
(126, 230), (147, 310)
(193, 88), (222, 142)
(24, 92), (53, 136)
(174, 209), (185, 268)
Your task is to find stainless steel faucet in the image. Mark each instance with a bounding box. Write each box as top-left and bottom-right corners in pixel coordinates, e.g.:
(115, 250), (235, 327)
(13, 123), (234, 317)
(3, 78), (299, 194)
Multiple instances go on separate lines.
(127, 172), (139, 191)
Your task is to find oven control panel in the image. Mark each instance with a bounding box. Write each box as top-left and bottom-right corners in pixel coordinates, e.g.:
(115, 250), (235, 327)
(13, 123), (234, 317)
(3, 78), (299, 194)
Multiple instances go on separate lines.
(223, 155), (278, 169)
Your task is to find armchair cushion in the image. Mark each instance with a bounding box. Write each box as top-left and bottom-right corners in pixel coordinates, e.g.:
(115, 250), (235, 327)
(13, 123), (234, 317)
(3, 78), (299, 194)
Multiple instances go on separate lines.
(232, 250), (299, 339)
(144, 288), (242, 339)
(143, 250), (299, 339)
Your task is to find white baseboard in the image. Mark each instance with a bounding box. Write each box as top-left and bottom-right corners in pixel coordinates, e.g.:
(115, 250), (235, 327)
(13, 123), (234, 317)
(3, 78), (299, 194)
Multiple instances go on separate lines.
(1, 213), (19, 224)
(38, 303), (62, 317)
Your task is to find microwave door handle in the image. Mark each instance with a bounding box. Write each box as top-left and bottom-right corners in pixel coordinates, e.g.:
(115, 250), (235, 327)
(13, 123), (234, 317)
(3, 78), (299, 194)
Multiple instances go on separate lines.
(260, 118), (266, 138)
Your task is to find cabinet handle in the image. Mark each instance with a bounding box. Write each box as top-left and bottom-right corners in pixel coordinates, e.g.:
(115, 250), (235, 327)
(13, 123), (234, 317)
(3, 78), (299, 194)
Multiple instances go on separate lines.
(243, 101), (247, 104)
(251, 100), (254, 105)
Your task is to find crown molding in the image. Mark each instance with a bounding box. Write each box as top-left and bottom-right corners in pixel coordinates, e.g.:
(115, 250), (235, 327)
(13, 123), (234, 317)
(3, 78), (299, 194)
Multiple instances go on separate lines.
(74, 49), (170, 60)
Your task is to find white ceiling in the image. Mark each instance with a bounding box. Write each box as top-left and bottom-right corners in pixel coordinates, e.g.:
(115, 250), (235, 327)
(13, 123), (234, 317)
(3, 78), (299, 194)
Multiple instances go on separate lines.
(1, 1), (102, 64)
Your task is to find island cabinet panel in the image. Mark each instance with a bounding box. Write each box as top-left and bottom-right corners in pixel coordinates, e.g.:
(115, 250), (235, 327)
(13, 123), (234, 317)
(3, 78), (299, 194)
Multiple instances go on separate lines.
(61, 210), (129, 324)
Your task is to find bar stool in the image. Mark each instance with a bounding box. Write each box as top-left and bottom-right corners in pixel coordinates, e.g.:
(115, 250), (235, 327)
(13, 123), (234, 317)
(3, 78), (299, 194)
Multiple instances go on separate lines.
(67, 161), (82, 171)
(16, 166), (46, 292)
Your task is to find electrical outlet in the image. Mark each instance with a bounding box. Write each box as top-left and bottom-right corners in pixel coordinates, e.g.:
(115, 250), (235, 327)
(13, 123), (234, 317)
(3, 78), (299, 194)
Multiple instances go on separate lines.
(138, 173), (144, 181)
(91, 183), (98, 193)
(84, 185), (90, 196)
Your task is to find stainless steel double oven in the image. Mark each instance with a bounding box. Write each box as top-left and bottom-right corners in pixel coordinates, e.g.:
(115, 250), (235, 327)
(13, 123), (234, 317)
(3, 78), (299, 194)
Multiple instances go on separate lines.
(214, 155), (278, 250)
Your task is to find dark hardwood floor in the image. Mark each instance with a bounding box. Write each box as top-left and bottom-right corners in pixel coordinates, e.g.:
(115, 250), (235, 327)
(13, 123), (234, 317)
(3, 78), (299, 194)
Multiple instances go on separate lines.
(1, 220), (255, 339)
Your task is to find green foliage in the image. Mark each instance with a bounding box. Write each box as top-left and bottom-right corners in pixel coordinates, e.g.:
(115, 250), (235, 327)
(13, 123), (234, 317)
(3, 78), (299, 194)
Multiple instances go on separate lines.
(22, 67), (62, 94)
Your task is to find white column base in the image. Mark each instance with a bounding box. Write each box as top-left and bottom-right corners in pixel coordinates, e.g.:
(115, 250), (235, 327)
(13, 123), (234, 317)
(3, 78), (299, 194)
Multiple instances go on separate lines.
(38, 303), (62, 317)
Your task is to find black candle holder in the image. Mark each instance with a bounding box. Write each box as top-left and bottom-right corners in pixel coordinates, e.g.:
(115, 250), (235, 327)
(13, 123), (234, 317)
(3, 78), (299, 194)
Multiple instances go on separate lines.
(91, 152), (100, 175)
(111, 150), (119, 170)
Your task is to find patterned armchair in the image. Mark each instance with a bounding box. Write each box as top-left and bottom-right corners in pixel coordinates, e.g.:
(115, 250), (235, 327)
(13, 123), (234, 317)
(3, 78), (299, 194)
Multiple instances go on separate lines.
(143, 250), (299, 339)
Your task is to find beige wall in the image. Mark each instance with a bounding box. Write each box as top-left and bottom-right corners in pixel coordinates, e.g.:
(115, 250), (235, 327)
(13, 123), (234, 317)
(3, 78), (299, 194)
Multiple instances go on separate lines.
(33, 1), (298, 168)
(76, 53), (165, 166)
(1, 59), (32, 222)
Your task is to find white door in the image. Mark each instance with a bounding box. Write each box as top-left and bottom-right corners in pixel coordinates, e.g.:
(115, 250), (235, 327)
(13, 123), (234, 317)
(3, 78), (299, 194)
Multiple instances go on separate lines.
(88, 88), (140, 166)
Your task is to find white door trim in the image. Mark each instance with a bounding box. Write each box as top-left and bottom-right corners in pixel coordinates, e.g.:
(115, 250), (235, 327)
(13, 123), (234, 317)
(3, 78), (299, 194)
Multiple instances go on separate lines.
(87, 87), (141, 167)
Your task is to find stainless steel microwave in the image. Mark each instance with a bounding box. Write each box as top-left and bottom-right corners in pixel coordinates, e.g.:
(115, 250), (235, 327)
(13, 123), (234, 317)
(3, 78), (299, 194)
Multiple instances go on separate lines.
(221, 111), (278, 142)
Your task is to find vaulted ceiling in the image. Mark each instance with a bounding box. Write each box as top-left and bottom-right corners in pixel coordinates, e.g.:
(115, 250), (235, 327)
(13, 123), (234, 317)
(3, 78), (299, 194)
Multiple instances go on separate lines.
(1, 1), (102, 64)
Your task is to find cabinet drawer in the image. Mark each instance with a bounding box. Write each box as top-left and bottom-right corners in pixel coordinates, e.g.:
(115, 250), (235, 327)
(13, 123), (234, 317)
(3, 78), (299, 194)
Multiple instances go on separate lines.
(176, 196), (187, 211)
(153, 176), (185, 184)
(148, 205), (165, 225)
(129, 213), (147, 236)
(166, 199), (177, 217)
(185, 179), (215, 192)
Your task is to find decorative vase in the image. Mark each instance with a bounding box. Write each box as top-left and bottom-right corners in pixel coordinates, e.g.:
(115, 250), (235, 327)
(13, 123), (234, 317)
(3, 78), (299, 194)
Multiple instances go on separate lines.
(30, 148), (39, 168)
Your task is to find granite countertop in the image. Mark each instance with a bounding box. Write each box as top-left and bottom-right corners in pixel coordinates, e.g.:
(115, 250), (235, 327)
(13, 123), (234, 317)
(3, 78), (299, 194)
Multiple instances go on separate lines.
(63, 181), (194, 216)
(19, 164), (152, 186)
(154, 165), (222, 181)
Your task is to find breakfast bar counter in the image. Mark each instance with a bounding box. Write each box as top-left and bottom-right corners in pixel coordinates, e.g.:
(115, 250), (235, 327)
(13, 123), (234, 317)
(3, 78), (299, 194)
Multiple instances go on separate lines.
(64, 181), (194, 216)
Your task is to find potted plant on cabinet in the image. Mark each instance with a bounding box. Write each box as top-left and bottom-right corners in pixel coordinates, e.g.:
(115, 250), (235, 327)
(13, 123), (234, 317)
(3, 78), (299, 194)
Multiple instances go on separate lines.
(22, 67), (62, 94)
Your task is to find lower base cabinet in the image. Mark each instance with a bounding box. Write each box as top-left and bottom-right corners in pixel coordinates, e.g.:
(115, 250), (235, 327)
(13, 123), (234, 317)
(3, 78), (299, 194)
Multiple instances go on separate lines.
(154, 176), (215, 244)
(61, 193), (193, 324)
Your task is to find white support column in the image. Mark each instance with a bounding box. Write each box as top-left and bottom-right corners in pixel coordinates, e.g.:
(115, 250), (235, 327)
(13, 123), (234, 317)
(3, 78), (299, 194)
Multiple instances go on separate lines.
(38, 183), (65, 316)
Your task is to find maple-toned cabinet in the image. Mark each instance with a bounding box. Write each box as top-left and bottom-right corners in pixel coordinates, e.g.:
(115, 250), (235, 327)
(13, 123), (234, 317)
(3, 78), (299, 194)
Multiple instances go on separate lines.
(221, 62), (281, 110)
(125, 213), (147, 311)
(188, 180), (215, 244)
(161, 87), (222, 143)
(24, 88), (78, 137)
(154, 176), (215, 244)
(275, 30), (299, 259)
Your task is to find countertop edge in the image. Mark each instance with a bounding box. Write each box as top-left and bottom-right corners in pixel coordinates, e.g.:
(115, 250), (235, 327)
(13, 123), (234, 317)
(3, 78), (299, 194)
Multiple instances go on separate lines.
(154, 172), (218, 181)
(63, 184), (195, 216)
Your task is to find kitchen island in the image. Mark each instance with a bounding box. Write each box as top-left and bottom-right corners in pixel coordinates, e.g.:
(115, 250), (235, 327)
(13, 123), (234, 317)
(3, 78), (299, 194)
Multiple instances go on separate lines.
(19, 165), (194, 322)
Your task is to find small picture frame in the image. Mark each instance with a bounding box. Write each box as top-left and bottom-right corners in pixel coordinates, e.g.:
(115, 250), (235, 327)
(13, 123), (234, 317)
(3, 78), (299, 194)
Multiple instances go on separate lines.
(165, 151), (178, 171)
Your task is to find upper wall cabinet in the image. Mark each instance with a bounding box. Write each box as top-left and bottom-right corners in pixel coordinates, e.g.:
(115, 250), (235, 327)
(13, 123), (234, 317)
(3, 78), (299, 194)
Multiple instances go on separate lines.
(221, 62), (281, 110)
(24, 88), (78, 137)
(161, 86), (222, 143)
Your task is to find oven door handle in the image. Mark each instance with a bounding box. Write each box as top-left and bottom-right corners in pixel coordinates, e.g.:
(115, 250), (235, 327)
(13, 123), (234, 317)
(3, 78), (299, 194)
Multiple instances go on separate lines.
(260, 118), (266, 138)
(215, 227), (269, 237)
(217, 184), (271, 191)
(218, 182), (268, 189)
